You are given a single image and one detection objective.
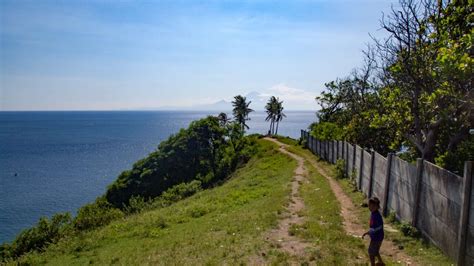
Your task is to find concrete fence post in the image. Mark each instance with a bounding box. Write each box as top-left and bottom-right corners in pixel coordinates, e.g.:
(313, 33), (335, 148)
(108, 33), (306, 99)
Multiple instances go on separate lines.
(319, 140), (321, 157)
(325, 141), (328, 161)
(412, 158), (424, 227)
(344, 142), (349, 177)
(358, 147), (364, 190)
(352, 144), (356, 180)
(312, 138), (316, 154)
(315, 139), (318, 156)
(368, 150), (376, 198)
(382, 153), (394, 216)
(457, 161), (473, 266)
(308, 134), (311, 150)
(330, 141), (333, 163)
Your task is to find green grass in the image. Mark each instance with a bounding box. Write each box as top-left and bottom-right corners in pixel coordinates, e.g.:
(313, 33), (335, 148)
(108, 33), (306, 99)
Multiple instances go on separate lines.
(12, 139), (296, 265)
(288, 142), (454, 265)
(9, 137), (451, 265)
(292, 160), (367, 264)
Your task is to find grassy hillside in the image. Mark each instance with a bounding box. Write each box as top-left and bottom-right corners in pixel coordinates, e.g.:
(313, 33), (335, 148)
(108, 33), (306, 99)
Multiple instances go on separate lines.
(6, 137), (453, 265)
(12, 139), (296, 265)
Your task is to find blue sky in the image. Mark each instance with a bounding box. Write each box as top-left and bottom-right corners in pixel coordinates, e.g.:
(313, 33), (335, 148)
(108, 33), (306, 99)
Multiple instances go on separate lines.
(0, 0), (394, 111)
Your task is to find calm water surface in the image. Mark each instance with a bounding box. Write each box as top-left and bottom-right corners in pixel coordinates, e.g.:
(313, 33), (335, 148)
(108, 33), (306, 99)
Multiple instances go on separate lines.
(0, 111), (315, 243)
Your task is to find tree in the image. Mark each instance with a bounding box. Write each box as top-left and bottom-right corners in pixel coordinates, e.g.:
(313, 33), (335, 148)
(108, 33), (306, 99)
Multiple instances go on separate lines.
(217, 112), (231, 126)
(265, 96), (278, 135)
(106, 116), (238, 207)
(372, 0), (473, 162)
(274, 98), (286, 135)
(232, 95), (254, 131)
(312, 0), (472, 172)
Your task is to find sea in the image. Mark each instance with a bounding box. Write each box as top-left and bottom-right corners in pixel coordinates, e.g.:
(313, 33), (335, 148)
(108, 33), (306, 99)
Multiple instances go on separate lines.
(0, 110), (315, 243)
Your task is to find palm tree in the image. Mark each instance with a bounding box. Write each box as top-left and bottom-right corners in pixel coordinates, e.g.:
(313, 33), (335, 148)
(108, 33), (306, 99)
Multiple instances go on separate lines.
(232, 95), (254, 131)
(265, 96), (278, 135)
(274, 99), (286, 136)
(217, 112), (230, 126)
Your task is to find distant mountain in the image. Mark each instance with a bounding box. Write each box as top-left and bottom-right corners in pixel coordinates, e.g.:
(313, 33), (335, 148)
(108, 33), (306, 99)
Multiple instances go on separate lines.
(155, 85), (317, 111)
(155, 100), (232, 112)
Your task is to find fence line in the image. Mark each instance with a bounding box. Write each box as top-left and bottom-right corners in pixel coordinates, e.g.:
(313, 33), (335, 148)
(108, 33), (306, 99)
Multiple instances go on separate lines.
(301, 130), (473, 265)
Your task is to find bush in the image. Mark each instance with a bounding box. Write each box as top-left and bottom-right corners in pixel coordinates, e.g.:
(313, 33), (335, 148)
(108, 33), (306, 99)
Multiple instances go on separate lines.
(400, 221), (421, 238)
(1, 212), (72, 260)
(387, 211), (398, 224)
(123, 195), (148, 214)
(73, 198), (123, 231)
(335, 159), (346, 179)
(160, 180), (202, 205)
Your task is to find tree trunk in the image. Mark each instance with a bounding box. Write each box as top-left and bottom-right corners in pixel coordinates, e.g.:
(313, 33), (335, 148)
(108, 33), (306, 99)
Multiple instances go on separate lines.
(275, 121), (280, 135)
(271, 118), (275, 135)
(269, 119), (274, 136)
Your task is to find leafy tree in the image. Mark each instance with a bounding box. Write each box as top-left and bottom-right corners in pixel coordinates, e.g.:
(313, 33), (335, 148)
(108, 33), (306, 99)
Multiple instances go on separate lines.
(232, 95), (254, 131)
(106, 116), (255, 208)
(371, 0), (473, 162)
(217, 112), (231, 126)
(312, 0), (473, 171)
(309, 122), (344, 141)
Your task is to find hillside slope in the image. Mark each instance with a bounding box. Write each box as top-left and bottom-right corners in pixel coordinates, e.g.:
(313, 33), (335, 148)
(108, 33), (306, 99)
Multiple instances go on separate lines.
(13, 139), (297, 265)
(9, 138), (452, 265)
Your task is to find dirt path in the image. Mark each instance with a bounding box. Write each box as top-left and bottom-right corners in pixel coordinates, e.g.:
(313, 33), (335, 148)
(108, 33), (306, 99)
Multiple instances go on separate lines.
(264, 138), (312, 258)
(299, 147), (417, 265)
(263, 138), (417, 265)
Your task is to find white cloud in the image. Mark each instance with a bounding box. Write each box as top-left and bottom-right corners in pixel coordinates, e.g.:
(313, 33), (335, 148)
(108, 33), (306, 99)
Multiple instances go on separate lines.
(256, 84), (317, 110)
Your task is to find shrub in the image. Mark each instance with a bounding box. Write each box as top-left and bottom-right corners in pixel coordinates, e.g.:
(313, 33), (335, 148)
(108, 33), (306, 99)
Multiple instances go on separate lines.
(335, 159), (346, 179)
(400, 221), (420, 238)
(123, 195), (148, 214)
(160, 180), (202, 204)
(387, 211), (398, 224)
(73, 198), (123, 231)
(2, 212), (72, 260)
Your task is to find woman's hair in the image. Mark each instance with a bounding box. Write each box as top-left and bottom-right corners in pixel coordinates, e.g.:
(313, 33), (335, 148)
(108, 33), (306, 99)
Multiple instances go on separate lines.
(368, 197), (380, 207)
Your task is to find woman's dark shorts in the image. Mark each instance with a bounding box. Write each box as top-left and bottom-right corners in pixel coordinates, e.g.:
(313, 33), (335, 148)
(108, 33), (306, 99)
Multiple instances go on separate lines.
(368, 240), (383, 256)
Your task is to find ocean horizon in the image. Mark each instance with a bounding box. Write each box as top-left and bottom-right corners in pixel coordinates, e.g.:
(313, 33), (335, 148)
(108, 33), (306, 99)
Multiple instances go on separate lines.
(0, 110), (316, 243)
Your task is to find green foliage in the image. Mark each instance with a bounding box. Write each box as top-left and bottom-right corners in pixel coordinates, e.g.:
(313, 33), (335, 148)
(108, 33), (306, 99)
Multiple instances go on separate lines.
(311, 0), (473, 171)
(387, 211), (398, 224)
(435, 136), (474, 175)
(123, 195), (148, 214)
(73, 198), (124, 231)
(11, 139), (297, 265)
(106, 116), (256, 208)
(232, 95), (254, 131)
(400, 222), (421, 238)
(309, 122), (344, 141)
(159, 180), (202, 205)
(265, 96), (286, 135)
(335, 159), (346, 179)
(1, 213), (72, 260)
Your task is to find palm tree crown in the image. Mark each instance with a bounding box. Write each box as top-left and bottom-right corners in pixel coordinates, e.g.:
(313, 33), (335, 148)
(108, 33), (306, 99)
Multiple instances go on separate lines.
(217, 112), (230, 126)
(265, 96), (285, 136)
(232, 95), (253, 131)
